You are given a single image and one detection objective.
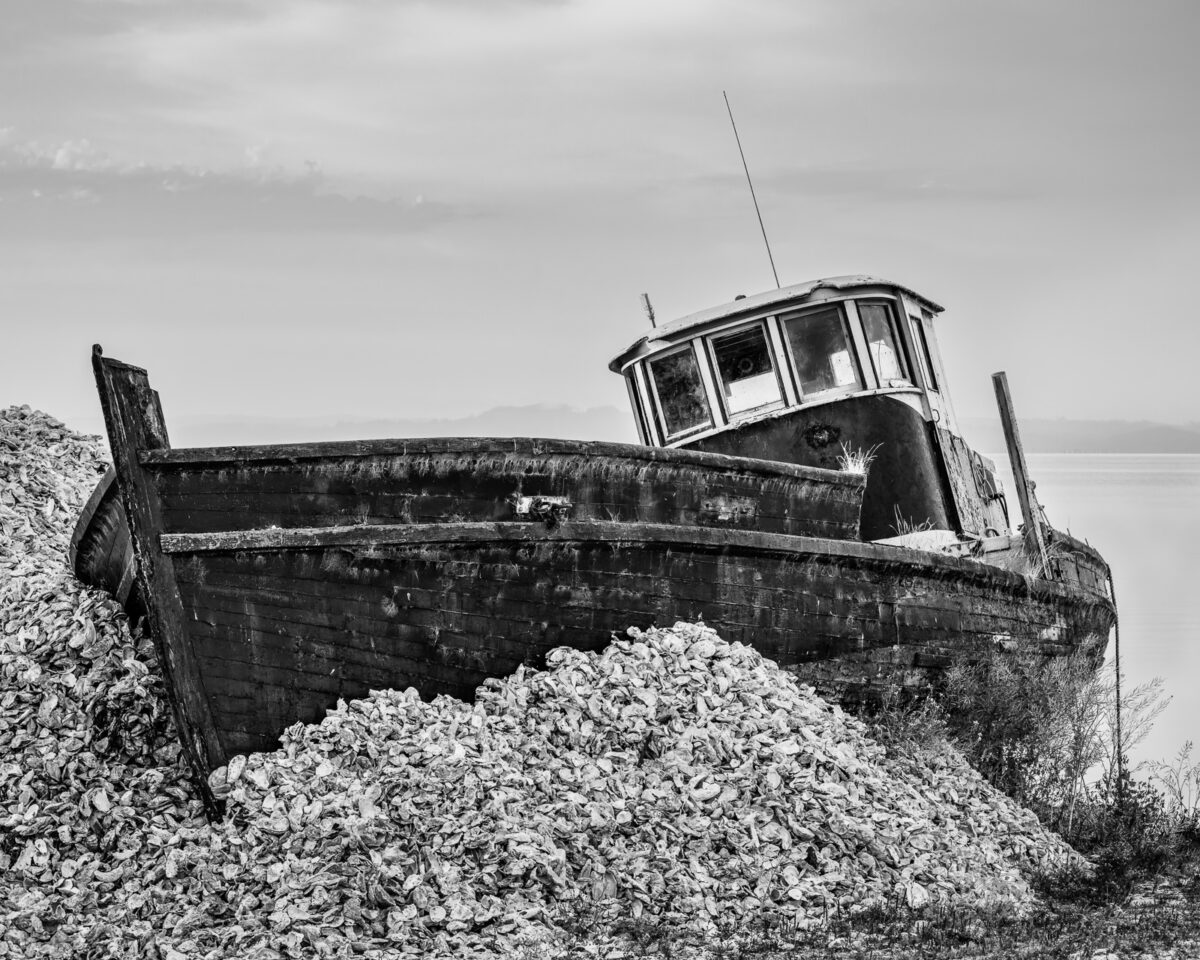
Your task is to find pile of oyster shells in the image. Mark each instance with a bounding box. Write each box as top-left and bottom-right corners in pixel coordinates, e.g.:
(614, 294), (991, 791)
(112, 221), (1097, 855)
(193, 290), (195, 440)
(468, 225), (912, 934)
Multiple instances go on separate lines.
(0, 407), (1077, 958)
(1, 407), (209, 957)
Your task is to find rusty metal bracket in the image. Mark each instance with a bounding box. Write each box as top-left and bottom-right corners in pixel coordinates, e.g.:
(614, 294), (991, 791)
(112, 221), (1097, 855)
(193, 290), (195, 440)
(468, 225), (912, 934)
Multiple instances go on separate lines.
(512, 495), (573, 527)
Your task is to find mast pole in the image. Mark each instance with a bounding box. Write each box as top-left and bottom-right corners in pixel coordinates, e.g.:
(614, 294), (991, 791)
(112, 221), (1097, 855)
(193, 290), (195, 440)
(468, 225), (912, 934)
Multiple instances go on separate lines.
(992, 371), (1049, 573)
(723, 91), (780, 289)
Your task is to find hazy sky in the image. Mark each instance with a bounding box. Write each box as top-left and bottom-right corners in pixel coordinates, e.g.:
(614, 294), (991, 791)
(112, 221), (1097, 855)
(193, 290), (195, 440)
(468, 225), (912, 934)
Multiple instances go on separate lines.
(2, 0), (1198, 443)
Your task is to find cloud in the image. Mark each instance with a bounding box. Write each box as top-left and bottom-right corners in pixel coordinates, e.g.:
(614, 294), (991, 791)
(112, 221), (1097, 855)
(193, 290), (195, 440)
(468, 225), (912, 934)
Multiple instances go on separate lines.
(681, 163), (1045, 212)
(26, 0), (807, 194)
(9, 0), (1200, 203)
(47, 139), (115, 172)
(14, 0), (1190, 228)
(0, 143), (464, 239)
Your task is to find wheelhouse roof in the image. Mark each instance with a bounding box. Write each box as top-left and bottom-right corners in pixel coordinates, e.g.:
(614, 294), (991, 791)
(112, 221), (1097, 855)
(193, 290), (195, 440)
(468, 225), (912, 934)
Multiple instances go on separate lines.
(609, 274), (944, 372)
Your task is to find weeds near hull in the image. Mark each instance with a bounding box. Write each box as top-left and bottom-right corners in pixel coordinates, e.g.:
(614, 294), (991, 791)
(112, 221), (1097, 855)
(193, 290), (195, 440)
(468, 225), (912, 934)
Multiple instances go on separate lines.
(1021, 533), (1075, 580)
(837, 443), (881, 476)
(542, 890), (1200, 958)
(891, 504), (936, 537)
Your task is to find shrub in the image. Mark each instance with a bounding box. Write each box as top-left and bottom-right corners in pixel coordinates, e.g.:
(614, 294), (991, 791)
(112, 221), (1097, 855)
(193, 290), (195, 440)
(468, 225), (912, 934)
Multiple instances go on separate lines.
(859, 685), (950, 757)
(939, 648), (1167, 834)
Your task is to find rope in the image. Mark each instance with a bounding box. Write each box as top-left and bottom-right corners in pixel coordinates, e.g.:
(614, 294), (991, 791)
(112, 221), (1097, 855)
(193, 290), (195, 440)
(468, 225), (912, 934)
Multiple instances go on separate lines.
(1109, 569), (1124, 799)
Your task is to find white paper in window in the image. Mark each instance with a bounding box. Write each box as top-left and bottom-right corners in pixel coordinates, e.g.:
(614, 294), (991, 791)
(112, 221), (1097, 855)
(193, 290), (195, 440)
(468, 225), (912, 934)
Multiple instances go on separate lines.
(830, 350), (855, 386)
(726, 372), (781, 414)
(871, 341), (900, 380)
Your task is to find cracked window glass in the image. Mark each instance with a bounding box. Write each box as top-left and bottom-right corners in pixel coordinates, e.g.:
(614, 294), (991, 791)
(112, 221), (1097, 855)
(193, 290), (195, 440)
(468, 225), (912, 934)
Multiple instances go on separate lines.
(911, 314), (939, 392)
(782, 306), (862, 397)
(649, 347), (712, 438)
(860, 303), (911, 385)
(711, 325), (782, 416)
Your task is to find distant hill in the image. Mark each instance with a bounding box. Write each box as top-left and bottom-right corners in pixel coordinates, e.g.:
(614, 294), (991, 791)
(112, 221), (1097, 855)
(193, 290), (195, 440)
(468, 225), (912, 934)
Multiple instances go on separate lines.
(960, 417), (1200, 454)
(74, 405), (1200, 454)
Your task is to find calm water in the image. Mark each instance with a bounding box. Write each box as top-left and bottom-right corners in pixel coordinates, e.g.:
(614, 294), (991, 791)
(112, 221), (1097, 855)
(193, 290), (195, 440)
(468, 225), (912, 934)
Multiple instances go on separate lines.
(991, 454), (1200, 768)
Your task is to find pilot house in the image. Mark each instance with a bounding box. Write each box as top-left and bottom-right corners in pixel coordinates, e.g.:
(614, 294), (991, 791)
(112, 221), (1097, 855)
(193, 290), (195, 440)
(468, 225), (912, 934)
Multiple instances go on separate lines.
(610, 276), (1011, 543)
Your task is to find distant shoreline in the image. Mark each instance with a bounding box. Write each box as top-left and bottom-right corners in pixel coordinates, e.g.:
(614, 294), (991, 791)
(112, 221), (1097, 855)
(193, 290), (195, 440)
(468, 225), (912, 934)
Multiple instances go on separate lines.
(960, 417), (1200, 455)
(51, 405), (1200, 455)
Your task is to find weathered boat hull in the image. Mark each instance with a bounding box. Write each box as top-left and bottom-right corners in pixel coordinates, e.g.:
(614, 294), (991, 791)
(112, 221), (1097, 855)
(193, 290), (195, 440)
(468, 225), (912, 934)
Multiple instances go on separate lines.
(166, 524), (1112, 749)
(74, 347), (1115, 815)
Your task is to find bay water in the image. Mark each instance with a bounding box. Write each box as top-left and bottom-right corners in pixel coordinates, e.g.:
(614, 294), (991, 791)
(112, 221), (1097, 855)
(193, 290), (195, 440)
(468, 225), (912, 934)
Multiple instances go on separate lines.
(992, 453), (1200, 770)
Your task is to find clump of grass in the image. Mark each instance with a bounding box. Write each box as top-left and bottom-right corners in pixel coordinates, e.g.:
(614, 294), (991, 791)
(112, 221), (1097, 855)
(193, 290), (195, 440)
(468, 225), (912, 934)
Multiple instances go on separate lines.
(1021, 531), (1075, 579)
(1153, 741), (1200, 823)
(857, 684), (950, 758)
(891, 504), (937, 537)
(837, 442), (881, 476)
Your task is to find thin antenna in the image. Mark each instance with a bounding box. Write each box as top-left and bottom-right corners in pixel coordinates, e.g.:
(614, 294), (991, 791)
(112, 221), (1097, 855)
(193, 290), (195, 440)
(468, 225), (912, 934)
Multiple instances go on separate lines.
(640, 293), (656, 327)
(723, 90), (780, 289)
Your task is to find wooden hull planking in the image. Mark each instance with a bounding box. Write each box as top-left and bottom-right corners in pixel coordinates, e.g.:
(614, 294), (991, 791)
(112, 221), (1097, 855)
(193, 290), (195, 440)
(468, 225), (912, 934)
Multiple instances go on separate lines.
(167, 525), (1112, 754)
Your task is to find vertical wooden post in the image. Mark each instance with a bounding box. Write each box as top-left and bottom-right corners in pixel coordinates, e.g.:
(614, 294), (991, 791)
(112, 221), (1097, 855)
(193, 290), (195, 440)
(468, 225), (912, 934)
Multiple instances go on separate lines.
(992, 371), (1049, 574)
(91, 345), (224, 817)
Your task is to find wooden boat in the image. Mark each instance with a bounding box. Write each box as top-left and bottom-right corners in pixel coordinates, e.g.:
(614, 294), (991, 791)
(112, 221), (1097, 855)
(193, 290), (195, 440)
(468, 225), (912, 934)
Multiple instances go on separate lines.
(71, 275), (1115, 815)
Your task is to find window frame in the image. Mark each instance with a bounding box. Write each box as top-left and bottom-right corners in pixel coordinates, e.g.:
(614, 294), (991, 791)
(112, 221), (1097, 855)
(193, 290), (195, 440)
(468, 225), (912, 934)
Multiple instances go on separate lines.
(778, 302), (866, 402)
(703, 319), (788, 421)
(625, 373), (651, 445)
(908, 313), (940, 393)
(631, 362), (664, 445)
(857, 298), (914, 387)
(644, 342), (716, 441)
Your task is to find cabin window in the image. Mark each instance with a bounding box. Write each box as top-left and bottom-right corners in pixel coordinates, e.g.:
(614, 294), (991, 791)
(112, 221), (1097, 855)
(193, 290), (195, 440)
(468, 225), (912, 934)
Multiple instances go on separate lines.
(859, 303), (911, 385)
(710, 324), (783, 416)
(910, 315), (939, 392)
(782, 306), (863, 396)
(625, 374), (651, 444)
(647, 346), (713, 438)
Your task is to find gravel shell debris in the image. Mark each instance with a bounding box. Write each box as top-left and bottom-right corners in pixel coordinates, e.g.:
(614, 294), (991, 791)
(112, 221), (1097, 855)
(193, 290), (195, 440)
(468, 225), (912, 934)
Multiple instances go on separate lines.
(0, 405), (1079, 958)
(1, 406), (209, 958)
(195, 624), (1077, 956)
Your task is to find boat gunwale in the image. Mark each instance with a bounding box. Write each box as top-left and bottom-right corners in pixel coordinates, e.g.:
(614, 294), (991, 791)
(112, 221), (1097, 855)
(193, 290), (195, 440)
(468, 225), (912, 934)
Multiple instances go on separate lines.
(1047, 527), (1111, 577)
(158, 518), (1115, 608)
(138, 435), (866, 487)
